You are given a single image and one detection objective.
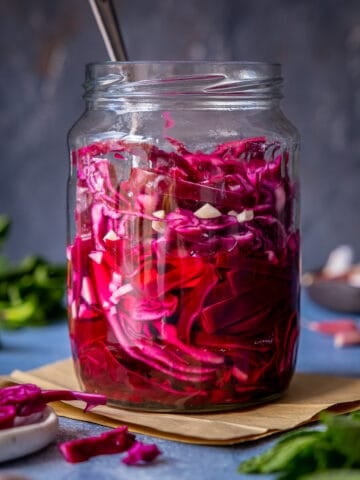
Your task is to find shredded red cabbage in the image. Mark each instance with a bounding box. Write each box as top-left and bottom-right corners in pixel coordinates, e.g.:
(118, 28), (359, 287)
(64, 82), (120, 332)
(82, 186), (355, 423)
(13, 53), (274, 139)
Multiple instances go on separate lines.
(68, 136), (299, 410)
(0, 405), (16, 429)
(122, 441), (161, 465)
(59, 426), (135, 463)
(0, 384), (106, 429)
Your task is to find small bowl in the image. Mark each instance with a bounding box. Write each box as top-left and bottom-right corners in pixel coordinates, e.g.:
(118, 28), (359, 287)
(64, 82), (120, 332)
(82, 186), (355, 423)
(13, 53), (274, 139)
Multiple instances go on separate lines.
(0, 406), (58, 463)
(304, 271), (360, 313)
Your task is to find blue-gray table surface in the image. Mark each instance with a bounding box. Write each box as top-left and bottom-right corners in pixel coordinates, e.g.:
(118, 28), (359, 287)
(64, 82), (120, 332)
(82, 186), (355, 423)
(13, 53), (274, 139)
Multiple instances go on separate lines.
(0, 292), (359, 480)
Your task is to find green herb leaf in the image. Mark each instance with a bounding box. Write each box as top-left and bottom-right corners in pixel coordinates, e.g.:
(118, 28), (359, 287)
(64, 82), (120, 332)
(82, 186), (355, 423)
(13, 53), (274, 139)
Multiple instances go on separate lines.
(238, 412), (360, 479)
(0, 215), (10, 249)
(0, 216), (67, 329)
(299, 470), (360, 480)
(239, 430), (321, 474)
(321, 412), (360, 465)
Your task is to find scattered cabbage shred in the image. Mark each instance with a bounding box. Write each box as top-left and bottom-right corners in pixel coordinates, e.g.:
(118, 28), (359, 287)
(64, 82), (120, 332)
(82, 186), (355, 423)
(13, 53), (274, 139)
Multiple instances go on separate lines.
(0, 383), (106, 430)
(58, 426), (161, 464)
(68, 136), (300, 410)
(0, 384), (161, 466)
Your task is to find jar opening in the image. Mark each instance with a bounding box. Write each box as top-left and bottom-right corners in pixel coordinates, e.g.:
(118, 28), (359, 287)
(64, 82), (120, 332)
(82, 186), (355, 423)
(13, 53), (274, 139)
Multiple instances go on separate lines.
(84, 61), (283, 101)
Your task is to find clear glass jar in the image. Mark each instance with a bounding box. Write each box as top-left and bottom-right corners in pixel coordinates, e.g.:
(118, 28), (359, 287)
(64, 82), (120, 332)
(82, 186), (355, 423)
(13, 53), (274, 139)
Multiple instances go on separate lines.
(67, 62), (300, 412)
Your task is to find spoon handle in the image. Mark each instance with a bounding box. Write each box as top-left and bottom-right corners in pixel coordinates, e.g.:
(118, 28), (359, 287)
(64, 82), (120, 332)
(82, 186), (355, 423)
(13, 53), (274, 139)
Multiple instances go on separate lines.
(88, 0), (128, 61)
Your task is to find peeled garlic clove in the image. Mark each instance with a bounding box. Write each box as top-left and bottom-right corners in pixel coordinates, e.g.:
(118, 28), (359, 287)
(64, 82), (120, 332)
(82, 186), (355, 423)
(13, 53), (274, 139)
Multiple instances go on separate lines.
(152, 210), (166, 233)
(103, 229), (120, 242)
(237, 209), (254, 223)
(194, 203), (222, 219)
(323, 245), (354, 278)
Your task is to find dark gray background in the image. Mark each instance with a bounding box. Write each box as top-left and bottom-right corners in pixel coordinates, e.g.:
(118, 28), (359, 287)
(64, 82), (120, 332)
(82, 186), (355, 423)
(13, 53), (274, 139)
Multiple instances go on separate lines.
(1, 0), (360, 270)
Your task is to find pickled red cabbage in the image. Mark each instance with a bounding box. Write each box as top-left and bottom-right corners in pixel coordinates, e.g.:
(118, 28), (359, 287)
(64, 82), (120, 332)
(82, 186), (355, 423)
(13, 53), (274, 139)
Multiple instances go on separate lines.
(68, 136), (299, 410)
(122, 441), (161, 465)
(59, 426), (135, 463)
(0, 383), (106, 429)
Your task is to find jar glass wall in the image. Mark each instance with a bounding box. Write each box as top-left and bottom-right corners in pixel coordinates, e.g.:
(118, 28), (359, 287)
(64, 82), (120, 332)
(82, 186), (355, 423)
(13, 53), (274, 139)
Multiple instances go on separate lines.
(67, 62), (300, 412)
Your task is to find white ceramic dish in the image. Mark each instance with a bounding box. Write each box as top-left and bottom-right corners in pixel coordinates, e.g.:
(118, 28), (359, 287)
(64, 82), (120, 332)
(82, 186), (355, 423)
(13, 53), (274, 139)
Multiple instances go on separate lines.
(0, 406), (58, 463)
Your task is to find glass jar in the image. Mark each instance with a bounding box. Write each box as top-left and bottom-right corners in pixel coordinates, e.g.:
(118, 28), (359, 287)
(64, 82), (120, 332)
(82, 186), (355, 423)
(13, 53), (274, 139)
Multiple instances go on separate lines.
(67, 62), (300, 412)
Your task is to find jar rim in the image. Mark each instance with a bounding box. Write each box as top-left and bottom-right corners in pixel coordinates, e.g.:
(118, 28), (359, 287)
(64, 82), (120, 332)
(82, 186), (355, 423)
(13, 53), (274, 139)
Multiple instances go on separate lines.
(86, 60), (281, 67)
(84, 61), (283, 100)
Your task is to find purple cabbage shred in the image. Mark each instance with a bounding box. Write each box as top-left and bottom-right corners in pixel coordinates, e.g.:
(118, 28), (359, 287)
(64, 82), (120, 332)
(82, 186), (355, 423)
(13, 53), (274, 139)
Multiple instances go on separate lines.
(121, 441), (161, 465)
(0, 383), (106, 430)
(68, 136), (300, 410)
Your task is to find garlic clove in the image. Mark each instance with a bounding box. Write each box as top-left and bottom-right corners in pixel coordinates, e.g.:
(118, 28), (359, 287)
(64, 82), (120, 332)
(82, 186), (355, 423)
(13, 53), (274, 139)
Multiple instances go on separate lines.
(237, 209), (254, 223)
(152, 210), (166, 233)
(194, 203), (222, 219)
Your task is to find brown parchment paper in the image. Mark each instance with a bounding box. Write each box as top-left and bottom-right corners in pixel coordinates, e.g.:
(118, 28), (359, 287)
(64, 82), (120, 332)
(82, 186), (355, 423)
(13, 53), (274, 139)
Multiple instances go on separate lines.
(4, 358), (360, 445)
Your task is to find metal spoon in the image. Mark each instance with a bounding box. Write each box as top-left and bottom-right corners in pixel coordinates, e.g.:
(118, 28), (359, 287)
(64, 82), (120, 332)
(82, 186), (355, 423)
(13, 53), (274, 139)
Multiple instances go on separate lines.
(88, 0), (128, 61)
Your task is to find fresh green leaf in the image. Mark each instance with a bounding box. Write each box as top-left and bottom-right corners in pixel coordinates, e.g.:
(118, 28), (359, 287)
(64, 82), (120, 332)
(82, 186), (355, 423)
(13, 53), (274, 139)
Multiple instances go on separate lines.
(239, 430), (321, 474)
(0, 255), (9, 274)
(321, 413), (360, 465)
(0, 215), (10, 248)
(0, 218), (67, 329)
(238, 413), (360, 479)
(299, 470), (360, 480)
(1, 296), (41, 328)
(352, 411), (360, 421)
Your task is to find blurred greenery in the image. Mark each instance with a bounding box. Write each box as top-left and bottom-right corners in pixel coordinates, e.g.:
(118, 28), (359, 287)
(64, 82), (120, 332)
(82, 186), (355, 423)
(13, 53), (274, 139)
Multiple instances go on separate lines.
(0, 215), (67, 329)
